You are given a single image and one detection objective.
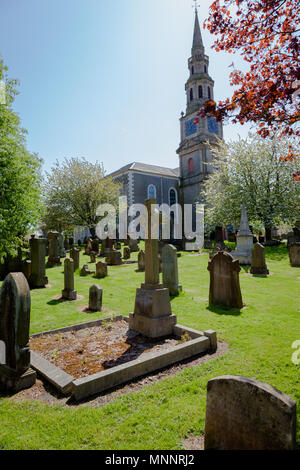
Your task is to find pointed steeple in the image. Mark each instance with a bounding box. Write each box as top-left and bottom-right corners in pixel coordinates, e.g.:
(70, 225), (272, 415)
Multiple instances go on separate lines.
(192, 10), (204, 52)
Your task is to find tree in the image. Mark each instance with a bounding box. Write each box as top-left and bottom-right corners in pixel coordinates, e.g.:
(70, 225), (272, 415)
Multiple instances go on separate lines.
(201, 0), (300, 152)
(203, 134), (300, 239)
(0, 57), (43, 261)
(43, 157), (121, 236)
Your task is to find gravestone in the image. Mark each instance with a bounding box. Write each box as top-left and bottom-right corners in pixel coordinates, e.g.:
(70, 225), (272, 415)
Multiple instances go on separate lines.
(100, 239), (107, 256)
(289, 242), (300, 267)
(29, 238), (48, 288)
(22, 260), (31, 282)
(215, 226), (225, 247)
(232, 206), (253, 265)
(58, 233), (66, 258)
(250, 243), (269, 275)
(90, 251), (96, 263)
(70, 247), (80, 270)
(85, 238), (93, 255)
(208, 251), (243, 309)
(69, 237), (74, 248)
(62, 258), (77, 300)
(123, 247), (131, 260)
(129, 199), (176, 338)
(47, 231), (61, 266)
(204, 375), (296, 450)
(137, 250), (145, 271)
(91, 238), (100, 254)
(162, 244), (182, 296)
(209, 241), (230, 259)
(80, 265), (95, 276)
(0, 273), (36, 392)
(89, 285), (102, 312)
(105, 251), (122, 266)
(64, 238), (70, 251)
(129, 238), (139, 253)
(95, 261), (108, 278)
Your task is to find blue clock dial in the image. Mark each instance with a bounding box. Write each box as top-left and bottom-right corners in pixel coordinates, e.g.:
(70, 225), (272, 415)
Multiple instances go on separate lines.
(185, 119), (197, 137)
(207, 117), (219, 134)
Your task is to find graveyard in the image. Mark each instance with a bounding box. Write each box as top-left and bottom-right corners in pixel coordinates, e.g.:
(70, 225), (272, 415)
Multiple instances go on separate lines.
(0, 241), (299, 450)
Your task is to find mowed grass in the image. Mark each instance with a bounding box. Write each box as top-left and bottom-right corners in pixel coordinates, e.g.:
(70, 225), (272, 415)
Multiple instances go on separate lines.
(0, 244), (299, 450)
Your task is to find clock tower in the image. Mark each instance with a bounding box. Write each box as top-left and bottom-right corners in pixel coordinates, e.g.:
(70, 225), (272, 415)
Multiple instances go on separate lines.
(177, 9), (223, 207)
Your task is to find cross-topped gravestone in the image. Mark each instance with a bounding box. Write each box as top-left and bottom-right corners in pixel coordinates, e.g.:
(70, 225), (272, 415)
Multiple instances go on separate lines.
(0, 273), (36, 392)
(129, 199), (176, 338)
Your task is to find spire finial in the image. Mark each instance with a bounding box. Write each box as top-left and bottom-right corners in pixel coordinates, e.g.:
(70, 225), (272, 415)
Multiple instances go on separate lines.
(192, 1), (200, 13)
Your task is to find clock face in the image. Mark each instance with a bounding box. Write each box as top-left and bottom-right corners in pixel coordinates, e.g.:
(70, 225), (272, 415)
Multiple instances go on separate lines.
(207, 117), (219, 134)
(185, 119), (197, 137)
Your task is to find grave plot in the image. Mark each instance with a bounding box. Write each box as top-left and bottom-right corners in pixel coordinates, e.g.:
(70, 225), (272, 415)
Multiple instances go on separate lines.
(30, 316), (215, 401)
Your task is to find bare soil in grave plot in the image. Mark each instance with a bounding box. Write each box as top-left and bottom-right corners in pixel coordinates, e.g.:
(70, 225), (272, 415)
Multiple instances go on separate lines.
(29, 320), (180, 379)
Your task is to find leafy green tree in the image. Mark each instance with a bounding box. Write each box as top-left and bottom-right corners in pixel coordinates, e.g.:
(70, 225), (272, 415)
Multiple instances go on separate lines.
(0, 57), (43, 261)
(43, 157), (121, 236)
(203, 134), (300, 240)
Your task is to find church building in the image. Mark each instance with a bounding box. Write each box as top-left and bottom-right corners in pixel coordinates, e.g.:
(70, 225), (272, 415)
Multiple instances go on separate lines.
(109, 10), (222, 211)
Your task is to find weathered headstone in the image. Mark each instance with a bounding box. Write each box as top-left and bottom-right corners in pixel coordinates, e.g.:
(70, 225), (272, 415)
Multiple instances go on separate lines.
(29, 238), (48, 288)
(232, 206), (253, 264)
(162, 244), (182, 296)
(129, 238), (139, 253)
(129, 199), (176, 338)
(123, 247), (131, 260)
(62, 258), (77, 300)
(204, 375), (296, 450)
(0, 273), (36, 392)
(47, 231), (61, 266)
(215, 226), (224, 246)
(22, 260), (31, 282)
(105, 251), (122, 266)
(100, 239), (107, 256)
(80, 264), (95, 276)
(207, 251), (243, 309)
(58, 233), (66, 258)
(250, 243), (269, 275)
(90, 251), (96, 263)
(91, 238), (100, 254)
(64, 238), (70, 251)
(88, 284), (102, 312)
(95, 261), (108, 278)
(137, 250), (145, 271)
(289, 242), (300, 267)
(70, 247), (80, 270)
(84, 238), (93, 256)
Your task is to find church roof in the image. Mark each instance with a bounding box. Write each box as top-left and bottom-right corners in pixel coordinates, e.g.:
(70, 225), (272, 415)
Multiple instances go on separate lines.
(192, 10), (204, 50)
(109, 162), (180, 179)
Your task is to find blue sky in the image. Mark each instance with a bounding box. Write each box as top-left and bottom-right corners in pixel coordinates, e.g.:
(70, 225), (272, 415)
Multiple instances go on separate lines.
(0, 0), (252, 174)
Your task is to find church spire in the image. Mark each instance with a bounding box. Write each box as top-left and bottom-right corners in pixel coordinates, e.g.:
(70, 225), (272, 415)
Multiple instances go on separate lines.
(192, 9), (203, 51)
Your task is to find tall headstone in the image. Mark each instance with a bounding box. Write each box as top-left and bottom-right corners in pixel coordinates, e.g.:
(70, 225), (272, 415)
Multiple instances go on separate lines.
(0, 273), (36, 392)
(62, 258), (77, 300)
(215, 226), (225, 248)
(47, 231), (61, 266)
(129, 199), (176, 338)
(95, 261), (108, 278)
(70, 247), (80, 271)
(91, 238), (100, 254)
(90, 251), (96, 263)
(58, 233), (66, 258)
(137, 250), (145, 271)
(207, 251), (243, 309)
(289, 242), (300, 267)
(29, 238), (48, 288)
(162, 244), (182, 296)
(250, 243), (269, 275)
(123, 247), (131, 260)
(85, 238), (93, 256)
(232, 206), (253, 265)
(89, 285), (103, 312)
(204, 375), (296, 450)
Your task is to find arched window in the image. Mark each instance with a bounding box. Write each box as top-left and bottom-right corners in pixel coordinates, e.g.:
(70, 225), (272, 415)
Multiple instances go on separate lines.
(147, 184), (156, 199)
(204, 65), (207, 73)
(188, 158), (194, 173)
(169, 188), (177, 206)
(191, 66), (194, 75)
(208, 86), (211, 99)
(190, 88), (193, 101)
(198, 85), (203, 99)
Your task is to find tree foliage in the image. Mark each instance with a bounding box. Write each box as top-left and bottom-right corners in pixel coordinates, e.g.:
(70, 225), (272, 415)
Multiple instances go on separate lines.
(43, 157), (121, 235)
(0, 57), (43, 260)
(203, 134), (300, 237)
(202, 0), (300, 151)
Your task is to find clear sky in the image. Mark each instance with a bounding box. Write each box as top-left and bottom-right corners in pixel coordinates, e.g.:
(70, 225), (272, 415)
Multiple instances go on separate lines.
(0, 0), (253, 174)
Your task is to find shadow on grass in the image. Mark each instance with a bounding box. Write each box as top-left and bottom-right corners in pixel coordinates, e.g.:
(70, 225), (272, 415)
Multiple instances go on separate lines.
(47, 298), (64, 306)
(207, 304), (242, 316)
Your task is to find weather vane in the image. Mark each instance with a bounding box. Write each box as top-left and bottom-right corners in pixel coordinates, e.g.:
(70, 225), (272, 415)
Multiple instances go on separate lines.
(192, 0), (200, 12)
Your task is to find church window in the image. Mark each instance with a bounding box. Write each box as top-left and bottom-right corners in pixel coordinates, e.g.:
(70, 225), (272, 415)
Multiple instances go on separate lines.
(190, 88), (193, 101)
(208, 86), (211, 99)
(188, 158), (194, 173)
(191, 66), (194, 75)
(147, 184), (156, 199)
(198, 85), (203, 99)
(204, 65), (207, 73)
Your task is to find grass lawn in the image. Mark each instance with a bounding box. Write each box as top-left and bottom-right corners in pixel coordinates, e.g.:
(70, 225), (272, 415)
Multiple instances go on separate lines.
(0, 244), (299, 450)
